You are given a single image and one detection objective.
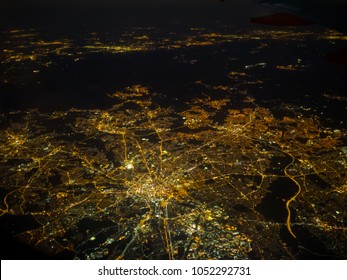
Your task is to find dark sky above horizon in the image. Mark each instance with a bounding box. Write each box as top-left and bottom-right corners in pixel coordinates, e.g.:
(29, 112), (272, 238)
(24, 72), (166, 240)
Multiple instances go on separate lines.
(1, 0), (273, 29)
(2, 1), (347, 32)
(1, 0), (263, 11)
(3, 0), (248, 8)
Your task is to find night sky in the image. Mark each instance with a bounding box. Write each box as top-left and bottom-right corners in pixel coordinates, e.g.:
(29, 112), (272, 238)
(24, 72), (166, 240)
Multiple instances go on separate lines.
(1, 0), (272, 29)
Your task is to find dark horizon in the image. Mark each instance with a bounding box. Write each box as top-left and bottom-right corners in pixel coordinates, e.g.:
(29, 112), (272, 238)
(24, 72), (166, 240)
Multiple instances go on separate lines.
(0, 0), (272, 30)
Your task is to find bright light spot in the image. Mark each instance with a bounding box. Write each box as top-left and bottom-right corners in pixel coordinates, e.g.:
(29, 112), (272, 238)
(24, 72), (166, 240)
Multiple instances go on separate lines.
(125, 162), (134, 170)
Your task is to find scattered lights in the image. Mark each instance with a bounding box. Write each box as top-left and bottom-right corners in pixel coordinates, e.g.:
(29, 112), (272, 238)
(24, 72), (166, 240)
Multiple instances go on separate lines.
(3, 26), (346, 84)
